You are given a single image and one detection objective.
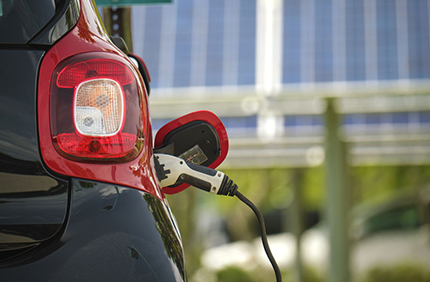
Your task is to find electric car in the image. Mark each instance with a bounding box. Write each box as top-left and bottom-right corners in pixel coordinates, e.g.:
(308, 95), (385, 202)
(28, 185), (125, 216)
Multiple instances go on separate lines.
(0, 0), (233, 280)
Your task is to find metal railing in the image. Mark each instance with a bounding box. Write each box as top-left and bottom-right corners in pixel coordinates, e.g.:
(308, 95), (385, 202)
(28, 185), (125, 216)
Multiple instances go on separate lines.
(150, 80), (430, 168)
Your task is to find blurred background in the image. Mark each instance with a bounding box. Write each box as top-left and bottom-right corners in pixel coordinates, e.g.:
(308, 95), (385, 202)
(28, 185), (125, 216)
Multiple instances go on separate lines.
(102, 0), (430, 281)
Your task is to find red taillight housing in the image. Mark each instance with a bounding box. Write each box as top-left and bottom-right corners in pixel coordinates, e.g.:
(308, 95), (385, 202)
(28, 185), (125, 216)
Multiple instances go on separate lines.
(50, 53), (145, 162)
(37, 2), (161, 200)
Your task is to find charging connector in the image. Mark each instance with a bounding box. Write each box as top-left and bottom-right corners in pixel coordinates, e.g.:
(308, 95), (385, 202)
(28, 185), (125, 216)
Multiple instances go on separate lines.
(154, 153), (237, 196)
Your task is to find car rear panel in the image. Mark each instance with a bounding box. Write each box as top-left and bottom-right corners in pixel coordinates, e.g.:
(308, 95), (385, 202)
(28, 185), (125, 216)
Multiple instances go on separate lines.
(0, 180), (185, 282)
(0, 0), (186, 280)
(0, 0), (80, 259)
(0, 47), (186, 280)
(0, 49), (70, 256)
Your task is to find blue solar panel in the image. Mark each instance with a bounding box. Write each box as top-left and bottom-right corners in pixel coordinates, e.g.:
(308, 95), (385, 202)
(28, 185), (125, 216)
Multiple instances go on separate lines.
(283, 0), (302, 83)
(220, 116), (257, 129)
(173, 0), (193, 88)
(345, 0), (366, 81)
(343, 112), (430, 128)
(205, 0), (225, 87)
(281, 0), (430, 84)
(284, 115), (323, 128)
(132, 0), (256, 89)
(237, 0), (256, 85)
(142, 6), (163, 88)
(152, 111), (430, 136)
(408, 1), (430, 79)
(129, 0), (430, 138)
(419, 112), (430, 124)
(376, 0), (398, 80)
(132, 0), (430, 88)
(314, 0), (333, 82)
(365, 113), (382, 125)
(392, 112), (409, 124)
(343, 114), (363, 126)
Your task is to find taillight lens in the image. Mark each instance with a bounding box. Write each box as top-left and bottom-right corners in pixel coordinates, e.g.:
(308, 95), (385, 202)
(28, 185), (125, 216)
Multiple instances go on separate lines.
(74, 79), (124, 136)
(50, 53), (145, 162)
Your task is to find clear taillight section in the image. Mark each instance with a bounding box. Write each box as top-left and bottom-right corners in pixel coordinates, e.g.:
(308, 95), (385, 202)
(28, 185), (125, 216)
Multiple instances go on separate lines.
(74, 79), (124, 136)
(50, 53), (144, 162)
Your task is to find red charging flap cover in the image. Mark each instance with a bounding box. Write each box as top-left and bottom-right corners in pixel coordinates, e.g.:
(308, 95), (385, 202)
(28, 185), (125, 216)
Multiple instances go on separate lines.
(154, 110), (229, 194)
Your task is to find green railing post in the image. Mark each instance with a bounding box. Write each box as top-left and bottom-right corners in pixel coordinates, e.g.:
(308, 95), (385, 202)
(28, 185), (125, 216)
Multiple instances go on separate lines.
(291, 168), (305, 282)
(324, 98), (350, 282)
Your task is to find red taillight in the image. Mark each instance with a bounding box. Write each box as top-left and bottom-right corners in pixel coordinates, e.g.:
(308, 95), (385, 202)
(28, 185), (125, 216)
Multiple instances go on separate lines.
(37, 2), (161, 199)
(55, 133), (137, 159)
(57, 59), (134, 88)
(50, 53), (144, 162)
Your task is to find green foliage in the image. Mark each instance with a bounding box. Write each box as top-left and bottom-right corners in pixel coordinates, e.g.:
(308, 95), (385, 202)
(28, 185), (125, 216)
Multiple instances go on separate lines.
(212, 266), (325, 282)
(216, 267), (255, 282)
(303, 267), (326, 282)
(166, 165), (430, 281)
(281, 267), (326, 282)
(302, 167), (325, 210)
(360, 263), (430, 282)
(351, 165), (430, 205)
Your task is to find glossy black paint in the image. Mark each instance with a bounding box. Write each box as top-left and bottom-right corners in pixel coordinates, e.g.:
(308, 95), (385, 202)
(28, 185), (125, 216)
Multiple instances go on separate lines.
(29, 0), (81, 45)
(0, 180), (186, 282)
(0, 0), (78, 45)
(0, 0), (56, 44)
(0, 49), (69, 255)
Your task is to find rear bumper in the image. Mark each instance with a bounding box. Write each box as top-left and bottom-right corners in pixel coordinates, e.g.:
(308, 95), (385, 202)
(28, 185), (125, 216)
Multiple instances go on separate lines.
(0, 179), (186, 282)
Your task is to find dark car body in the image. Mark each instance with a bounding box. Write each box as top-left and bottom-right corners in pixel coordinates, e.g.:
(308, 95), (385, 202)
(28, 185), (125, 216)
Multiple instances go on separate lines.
(0, 0), (186, 280)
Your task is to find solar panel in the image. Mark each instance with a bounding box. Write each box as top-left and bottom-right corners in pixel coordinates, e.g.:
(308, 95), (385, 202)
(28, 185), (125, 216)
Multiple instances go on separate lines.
(131, 0), (430, 166)
(132, 0), (256, 90)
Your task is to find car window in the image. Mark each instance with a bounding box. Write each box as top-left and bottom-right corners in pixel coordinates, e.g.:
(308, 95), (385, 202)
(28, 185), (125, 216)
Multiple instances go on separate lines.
(364, 205), (421, 235)
(0, 0), (65, 44)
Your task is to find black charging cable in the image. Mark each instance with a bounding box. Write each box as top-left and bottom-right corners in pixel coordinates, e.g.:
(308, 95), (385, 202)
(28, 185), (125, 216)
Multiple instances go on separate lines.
(235, 191), (283, 282)
(189, 172), (283, 281)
